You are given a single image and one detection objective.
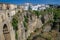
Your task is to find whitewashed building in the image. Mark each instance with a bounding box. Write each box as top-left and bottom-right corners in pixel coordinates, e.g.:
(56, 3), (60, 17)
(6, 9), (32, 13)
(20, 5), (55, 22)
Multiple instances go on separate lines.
(23, 3), (49, 11)
(31, 4), (49, 10)
(23, 3), (32, 10)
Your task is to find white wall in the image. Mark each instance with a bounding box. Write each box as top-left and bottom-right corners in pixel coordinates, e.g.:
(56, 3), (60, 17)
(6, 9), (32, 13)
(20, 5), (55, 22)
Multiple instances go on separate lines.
(24, 5), (29, 10)
(9, 4), (17, 10)
(9, 10), (16, 16)
(31, 6), (38, 10)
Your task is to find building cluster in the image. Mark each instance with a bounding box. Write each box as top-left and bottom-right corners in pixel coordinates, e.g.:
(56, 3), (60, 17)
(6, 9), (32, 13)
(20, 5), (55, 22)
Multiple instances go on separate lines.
(0, 3), (50, 17)
(23, 3), (49, 10)
(0, 3), (17, 16)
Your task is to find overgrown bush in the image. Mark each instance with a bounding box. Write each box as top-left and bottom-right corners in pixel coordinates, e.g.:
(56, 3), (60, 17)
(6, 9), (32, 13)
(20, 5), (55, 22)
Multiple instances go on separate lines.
(23, 16), (28, 32)
(15, 31), (18, 40)
(24, 16), (28, 23)
(12, 17), (18, 31)
(12, 17), (18, 40)
(33, 10), (40, 18)
(23, 21), (27, 32)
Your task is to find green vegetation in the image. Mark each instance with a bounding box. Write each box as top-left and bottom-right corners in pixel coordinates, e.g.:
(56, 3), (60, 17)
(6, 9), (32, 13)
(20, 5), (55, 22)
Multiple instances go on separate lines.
(15, 31), (18, 40)
(32, 8), (53, 18)
(12, 17), (18, 31)
(11, 10), (21, 40)
(46, 8), (52, 13)
(12, 16), (18, 40)
(53, 8), (60, 32)
(11, 6), (60, 40)
(24, 16), (28, 23)
(23, 21), (27, 32)
(33, 10), (40, 18)
(23, 16), (28, 32)
(53, 8), (60, 22)
(27, 7), (60, 40)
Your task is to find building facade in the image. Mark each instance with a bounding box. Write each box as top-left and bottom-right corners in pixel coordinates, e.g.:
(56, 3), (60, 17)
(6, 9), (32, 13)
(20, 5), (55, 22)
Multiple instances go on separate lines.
(0, 3), (17, 40)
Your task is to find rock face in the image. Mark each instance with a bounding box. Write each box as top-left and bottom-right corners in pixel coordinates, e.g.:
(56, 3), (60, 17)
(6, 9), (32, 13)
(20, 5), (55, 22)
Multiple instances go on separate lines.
(0, 11), (53, 40)
(43, 23), (51, 32)
(17, 11), (53, 40)
(0, 9), (15, 40)
(0, 3), (54, 40)
(18, 21), (26, 40)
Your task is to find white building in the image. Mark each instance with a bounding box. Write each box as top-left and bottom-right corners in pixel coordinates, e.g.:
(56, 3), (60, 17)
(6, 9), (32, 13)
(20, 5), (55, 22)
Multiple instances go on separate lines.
(31, 6), (38, 10)
(0, 3), (17, 17)
(23, 3), (49, 11)
(23, 3), (32, 10)
(31, 4), (49, 10)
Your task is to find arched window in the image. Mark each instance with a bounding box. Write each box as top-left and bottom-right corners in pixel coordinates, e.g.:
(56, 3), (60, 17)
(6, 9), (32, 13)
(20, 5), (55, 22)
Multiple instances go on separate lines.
(3, 24), (8, 33)
(3, 24), (11, 40)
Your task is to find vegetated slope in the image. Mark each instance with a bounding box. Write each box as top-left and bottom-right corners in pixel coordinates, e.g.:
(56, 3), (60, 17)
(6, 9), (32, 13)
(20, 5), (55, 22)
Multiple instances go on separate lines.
(11, 6), (60, 40)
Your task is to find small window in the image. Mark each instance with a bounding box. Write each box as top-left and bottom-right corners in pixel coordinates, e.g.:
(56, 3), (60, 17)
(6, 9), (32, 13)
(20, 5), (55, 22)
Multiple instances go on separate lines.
(7, 5), (9, 10)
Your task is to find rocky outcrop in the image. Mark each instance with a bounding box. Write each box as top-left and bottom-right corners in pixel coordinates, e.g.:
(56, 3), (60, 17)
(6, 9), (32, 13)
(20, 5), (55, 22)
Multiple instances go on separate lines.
(17, 10), (54, 40)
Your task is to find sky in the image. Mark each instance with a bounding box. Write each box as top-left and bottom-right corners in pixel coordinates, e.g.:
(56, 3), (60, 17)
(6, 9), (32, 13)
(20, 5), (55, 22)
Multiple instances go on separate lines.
(0, 0), (60, 5)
